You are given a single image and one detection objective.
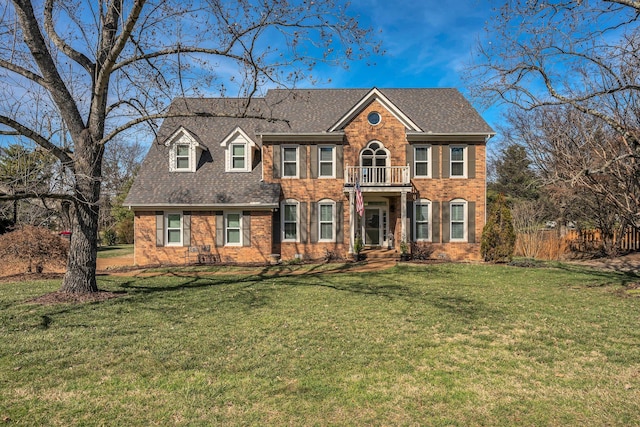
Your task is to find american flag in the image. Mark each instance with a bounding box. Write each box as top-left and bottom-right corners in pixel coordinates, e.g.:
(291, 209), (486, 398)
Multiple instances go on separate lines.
(355, 180), (364, 217)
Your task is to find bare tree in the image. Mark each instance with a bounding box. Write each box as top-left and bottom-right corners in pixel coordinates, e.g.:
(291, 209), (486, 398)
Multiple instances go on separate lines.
(469, 0), (640, 230)
(0, 0), (378, 293)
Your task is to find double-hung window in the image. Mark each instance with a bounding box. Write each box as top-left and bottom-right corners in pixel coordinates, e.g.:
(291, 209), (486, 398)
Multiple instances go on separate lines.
(225, 212), (242, 245)
(450, 200), (467, 241)
(414, 145), (430, 178)
(450, 146), (466, 178)
(282, 146), (298, 177)
(282, 201), (298, 241)
(414, 200), (431, 241)
(230, 143), (246, 171)
(166, 212), (182, 246)
(319, 201), (335, 241)
(175, 144), (190, 170)
(318, 146), (335, 178)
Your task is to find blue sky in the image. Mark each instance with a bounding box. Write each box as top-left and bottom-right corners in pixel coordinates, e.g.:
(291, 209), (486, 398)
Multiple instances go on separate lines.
(310, 0), (501, 131)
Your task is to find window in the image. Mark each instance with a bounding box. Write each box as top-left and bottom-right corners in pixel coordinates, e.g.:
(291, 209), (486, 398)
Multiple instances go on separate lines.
(450, 146), (466, 177)
(230, 143), (246, 170)
(414, 146), (431, 178)
(282, 146), (298, 177)
(319, 201), (335, 241)
(319, 146), (335, 177)
(367, 111), (381, 125)
(450, 200), (467, 241)
(225, 212), (242, 245)
(282, 201), (299, 241)
(166, 212), (182, 246)
(414, 200), (431, 241)
(175, 144), (190, 170)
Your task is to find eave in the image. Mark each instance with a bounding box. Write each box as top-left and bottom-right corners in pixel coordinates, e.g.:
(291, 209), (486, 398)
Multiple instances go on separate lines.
(127, 202), (280, 211)
(258, 132), (345, 143)
(406, 132), (496, 143)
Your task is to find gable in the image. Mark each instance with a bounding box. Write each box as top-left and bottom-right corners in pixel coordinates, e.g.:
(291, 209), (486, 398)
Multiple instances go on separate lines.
(327, 88), (422, 133)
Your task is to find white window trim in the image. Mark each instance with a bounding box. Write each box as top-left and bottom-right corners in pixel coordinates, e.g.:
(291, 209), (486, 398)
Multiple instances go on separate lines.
(282, 199), (300, 242)
(166, 127), (200, 173)
(413, 199), (432, 242)
(224, 211), (243, 246)
(450, 145), (467, 178)
(414, 145), (431, 178)
(165, 212), (183, 246)
(221, 128), (256, 173)
(318, 145), (336, 178)
(318, 199), (336, 242)
(282, 145), (299, 178)
(450, 199), (468, 242)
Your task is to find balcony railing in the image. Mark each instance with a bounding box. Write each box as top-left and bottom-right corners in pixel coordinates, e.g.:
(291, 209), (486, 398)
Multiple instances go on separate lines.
(345, 165), (410, 186)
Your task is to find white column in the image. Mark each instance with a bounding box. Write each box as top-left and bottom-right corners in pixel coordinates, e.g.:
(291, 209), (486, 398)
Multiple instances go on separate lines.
(401, 190), (407, 243)
(349, 188), (355, 253)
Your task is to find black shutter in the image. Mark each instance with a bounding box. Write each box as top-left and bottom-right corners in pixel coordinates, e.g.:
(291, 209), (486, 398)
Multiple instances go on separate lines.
(243, 211), (251, 247)
(215, 211), (224, 247)
(406, 145), (414, 179)
(432, 146), (440, 179)
(442, 202), (450, 243)
(299, 202), (308, 243)
(310, 146), (318, 178)
(299, 146), (307, 179)
(468, 145), (476, 179)
(468, 202), (476, 243)
(183, 212), (191, 247)
(273, 209), (281, 244)
(155, 211), (164, 246)
(310, 202), (318, 243)
(442, 146), (450, 179)
(406, 199), (414, 242)
(273, 146), (281, 179)
(432, 202), (440, 243)
(336, 146), (344, 179)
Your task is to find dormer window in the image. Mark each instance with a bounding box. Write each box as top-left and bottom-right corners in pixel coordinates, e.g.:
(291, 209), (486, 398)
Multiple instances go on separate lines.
(221, 127), (256, 172)
(166, 127), (200, 173)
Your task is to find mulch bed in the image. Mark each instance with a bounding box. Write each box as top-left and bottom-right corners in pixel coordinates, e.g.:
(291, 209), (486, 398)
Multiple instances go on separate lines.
(27, 290), (125, 305)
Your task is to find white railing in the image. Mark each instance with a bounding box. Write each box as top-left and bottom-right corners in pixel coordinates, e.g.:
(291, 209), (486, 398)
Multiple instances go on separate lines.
(345, 165), (410, 186)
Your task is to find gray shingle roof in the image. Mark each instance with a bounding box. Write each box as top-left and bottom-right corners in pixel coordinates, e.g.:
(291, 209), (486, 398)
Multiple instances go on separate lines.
(125, 88), (493, 208)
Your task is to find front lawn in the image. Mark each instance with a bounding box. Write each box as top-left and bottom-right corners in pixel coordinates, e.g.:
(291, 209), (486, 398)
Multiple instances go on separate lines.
(1, 263), (639, 425)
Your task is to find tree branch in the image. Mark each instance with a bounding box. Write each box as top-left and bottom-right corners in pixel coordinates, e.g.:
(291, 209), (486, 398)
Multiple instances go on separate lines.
(0, 115), (73, 166)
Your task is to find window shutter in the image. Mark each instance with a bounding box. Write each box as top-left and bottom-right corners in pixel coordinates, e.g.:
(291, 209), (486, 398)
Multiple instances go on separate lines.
(336, 202), (344, 243)
(183, 212), (191, 247)
(406, 145), (414, 178)
(310, 202), (318, 243)
(468, 202), (476, 243)
(442, 146), (450, 179)
(442, 202), (450, 243)
(310, 146), (318, 178)
(155, 211), (164, 246)
(299, 146), (307, 179)
(299, 202), (308, 243)
(273, 146), (281, 178)
(468, 145), (476, 179)
(242, 211), (251, 247)
(432, 202), (441, 243)
(215, 211), (224, 247)
(336, 146), (344, 179)
(432, 146), (440, 179)
(406, 200), (414, 242)
(273, 209), (281, 244)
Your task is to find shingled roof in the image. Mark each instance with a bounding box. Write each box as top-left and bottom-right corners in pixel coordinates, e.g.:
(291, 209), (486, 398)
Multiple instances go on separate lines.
(125, 88), (493, 208)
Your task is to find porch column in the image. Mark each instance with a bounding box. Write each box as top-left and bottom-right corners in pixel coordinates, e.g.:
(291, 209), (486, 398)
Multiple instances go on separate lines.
(349, 188), (355, 253)
(401, 190), (407, 243)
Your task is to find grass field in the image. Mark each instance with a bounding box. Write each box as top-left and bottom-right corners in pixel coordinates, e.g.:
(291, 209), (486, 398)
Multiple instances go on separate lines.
(1, 262), (640, 425)
(96, 244), (134, 258)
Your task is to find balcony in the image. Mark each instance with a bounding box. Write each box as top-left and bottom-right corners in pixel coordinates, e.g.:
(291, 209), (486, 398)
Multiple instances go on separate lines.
(345, 165), (410, 186)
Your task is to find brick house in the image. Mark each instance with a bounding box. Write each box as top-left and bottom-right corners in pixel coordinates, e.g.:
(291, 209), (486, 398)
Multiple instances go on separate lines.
(125, 88), (494, 266)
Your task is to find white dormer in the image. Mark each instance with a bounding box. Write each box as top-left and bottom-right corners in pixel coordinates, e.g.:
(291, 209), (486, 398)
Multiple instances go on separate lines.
(220, 127), (257, 172)
(165, 127), (201, 173)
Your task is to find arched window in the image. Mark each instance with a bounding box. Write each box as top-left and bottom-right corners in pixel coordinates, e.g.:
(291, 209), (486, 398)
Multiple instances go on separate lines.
(360, 141), (389, 184)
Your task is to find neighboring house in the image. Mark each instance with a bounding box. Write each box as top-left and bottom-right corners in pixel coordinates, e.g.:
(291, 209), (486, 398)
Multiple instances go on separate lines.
(125, 88), (494, 266)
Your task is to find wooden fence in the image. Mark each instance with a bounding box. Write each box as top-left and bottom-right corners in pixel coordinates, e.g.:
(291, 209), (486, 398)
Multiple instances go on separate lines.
(565, 227), (640, 253)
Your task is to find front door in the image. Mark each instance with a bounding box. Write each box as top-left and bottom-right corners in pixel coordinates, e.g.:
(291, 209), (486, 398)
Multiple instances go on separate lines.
(363, 206), (388, 247)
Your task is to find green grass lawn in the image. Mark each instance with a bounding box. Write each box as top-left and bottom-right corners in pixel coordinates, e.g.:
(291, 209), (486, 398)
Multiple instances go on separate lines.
(96, 244), (134, 258)
(2, 262), (640, 425)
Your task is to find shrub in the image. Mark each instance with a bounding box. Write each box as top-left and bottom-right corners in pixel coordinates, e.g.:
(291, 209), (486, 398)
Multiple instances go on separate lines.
(102, 228), (117, 246)
(411, 243), (434, 260)
(481, 194), (516, 263)
(0, 225), (68, 273)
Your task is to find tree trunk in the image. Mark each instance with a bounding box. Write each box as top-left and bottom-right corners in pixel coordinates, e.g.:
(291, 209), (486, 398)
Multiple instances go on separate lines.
(60, 135), (103, 293)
